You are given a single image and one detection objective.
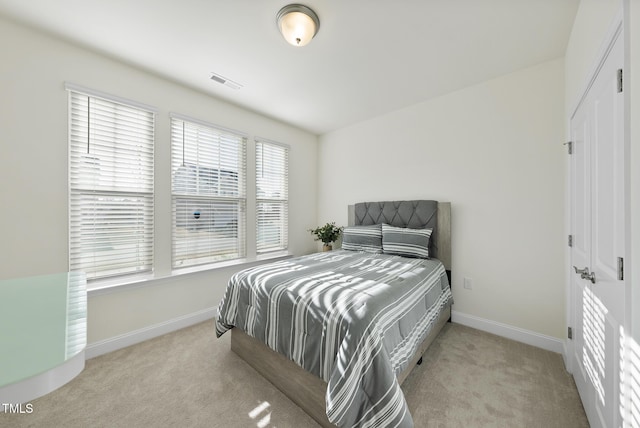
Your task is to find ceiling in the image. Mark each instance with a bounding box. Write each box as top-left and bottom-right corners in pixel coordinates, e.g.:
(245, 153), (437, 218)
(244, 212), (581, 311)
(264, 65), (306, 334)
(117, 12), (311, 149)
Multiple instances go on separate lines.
(0, 0), (579, 135)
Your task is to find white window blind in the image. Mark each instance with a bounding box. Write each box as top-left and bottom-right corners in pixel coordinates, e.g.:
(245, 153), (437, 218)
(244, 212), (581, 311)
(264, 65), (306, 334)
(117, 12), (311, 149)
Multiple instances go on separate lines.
(171, 116), (247, 268)
(256, 139), (289, 254)
(68, 90), (155, 281)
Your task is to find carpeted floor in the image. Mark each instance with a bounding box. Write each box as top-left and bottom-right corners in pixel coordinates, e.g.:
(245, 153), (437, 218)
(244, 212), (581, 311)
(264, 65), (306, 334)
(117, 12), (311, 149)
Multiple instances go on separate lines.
(1, 321), (588, 428)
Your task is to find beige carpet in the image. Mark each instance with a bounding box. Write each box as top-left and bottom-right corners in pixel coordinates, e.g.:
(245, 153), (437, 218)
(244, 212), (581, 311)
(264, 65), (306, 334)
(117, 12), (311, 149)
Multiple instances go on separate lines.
(1, 321), (588, 428)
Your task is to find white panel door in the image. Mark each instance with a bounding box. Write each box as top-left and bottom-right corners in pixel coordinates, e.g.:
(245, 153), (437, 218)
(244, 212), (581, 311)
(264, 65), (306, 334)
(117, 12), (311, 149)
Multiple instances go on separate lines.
(570, 30), (625, 428)
(570, 89), (593, 418)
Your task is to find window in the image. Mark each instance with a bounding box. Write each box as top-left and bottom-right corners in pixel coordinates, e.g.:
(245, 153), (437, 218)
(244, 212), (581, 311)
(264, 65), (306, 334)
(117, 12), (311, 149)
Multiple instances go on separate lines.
(256, 139), (289, 254)
(68, 87), (155, 281)
(171, 115), (247, 268)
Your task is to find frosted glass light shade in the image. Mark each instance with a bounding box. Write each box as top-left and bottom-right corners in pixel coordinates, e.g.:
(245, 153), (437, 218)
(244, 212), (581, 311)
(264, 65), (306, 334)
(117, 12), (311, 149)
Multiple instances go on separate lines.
(277, 4), (320, 47)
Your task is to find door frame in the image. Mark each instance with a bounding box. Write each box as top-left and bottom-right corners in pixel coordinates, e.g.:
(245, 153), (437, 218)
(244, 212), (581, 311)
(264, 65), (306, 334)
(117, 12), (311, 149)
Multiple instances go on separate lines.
(565, 5), (632, 425)
(565, 8), (625, 373)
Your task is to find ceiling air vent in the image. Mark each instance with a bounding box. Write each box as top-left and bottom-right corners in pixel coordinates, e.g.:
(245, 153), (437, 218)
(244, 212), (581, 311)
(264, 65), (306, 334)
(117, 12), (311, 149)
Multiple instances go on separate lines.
(210, 72), (243, 90)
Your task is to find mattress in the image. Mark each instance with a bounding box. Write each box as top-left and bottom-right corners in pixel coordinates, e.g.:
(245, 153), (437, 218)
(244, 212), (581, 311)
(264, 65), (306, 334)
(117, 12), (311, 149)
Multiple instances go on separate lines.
(216, 250), (452, 427)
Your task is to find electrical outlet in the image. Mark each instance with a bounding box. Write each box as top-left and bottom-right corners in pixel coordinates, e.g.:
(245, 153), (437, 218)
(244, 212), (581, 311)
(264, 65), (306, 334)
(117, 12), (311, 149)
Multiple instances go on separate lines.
(463, 277), (473, 290)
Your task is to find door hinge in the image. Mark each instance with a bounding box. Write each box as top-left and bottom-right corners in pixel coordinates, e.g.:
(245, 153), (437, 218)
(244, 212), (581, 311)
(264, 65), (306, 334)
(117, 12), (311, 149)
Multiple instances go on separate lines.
(618, 257), (624, 280)
(617, 69), (623, 93)
(568, 235), (573, 247)
(564, 141), (573, 154)
(568, 326), (573, 340)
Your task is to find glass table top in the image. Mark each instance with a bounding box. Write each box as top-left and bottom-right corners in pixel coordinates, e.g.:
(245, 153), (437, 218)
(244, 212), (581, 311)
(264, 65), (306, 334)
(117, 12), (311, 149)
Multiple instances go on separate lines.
(0, 272), (87, 388)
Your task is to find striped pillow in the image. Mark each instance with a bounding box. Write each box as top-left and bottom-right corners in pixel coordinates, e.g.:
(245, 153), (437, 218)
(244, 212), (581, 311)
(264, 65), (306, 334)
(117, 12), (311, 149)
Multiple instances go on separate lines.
(342, 225), (383, 253)
(381, 224), (432, 259)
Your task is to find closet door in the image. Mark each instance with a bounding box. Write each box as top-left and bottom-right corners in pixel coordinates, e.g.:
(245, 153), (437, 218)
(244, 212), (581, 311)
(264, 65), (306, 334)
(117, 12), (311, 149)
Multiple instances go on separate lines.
(569, 30), (625, 428)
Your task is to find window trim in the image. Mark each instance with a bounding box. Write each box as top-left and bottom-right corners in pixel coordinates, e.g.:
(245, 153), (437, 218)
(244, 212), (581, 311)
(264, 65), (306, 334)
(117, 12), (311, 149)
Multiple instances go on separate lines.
(169, 112), (248, 139)
(170, 114), (248, 270)
(65, 82), (158, 113)
(255, 137), (290, 254)
(89, 251), (293, 296)
(67, 84), (156, 283)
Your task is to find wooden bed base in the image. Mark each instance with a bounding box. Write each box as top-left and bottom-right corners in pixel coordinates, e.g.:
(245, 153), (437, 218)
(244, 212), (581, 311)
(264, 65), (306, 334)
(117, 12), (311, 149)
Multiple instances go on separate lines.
(231, 305), (451, 427)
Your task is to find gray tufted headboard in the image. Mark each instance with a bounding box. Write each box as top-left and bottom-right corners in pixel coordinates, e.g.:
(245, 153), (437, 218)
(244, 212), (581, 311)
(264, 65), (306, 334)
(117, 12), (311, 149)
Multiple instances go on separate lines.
(347, 200), (451, 271)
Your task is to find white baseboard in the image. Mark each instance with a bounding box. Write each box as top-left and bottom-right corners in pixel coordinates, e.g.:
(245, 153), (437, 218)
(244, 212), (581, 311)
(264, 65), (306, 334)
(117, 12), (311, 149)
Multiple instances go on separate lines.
(451, 310), (565, 354)
(85, 307), (217, 359)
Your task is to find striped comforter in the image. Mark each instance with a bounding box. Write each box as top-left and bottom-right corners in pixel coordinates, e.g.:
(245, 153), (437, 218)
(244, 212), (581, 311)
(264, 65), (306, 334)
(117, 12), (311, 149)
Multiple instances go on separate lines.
(216, 250), (452, 428)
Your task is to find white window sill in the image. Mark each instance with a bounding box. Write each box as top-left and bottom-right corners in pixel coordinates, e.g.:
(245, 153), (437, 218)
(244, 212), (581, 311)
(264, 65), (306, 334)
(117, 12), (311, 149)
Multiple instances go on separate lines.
(87, 251), (293, 297)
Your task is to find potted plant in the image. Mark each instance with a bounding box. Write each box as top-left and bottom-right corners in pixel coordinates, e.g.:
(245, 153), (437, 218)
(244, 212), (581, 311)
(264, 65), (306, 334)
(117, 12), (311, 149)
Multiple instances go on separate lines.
(309, 222), (343, 251)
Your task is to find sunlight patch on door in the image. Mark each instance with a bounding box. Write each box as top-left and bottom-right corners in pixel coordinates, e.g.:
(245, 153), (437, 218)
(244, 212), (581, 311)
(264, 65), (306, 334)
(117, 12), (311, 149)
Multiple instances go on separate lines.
(583, 285), (607, 406)
(619, 327), (640, 427)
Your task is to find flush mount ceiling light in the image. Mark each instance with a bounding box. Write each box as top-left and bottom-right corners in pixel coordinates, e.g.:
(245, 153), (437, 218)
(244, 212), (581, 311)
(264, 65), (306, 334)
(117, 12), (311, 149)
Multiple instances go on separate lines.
(276, 4), (320, 47)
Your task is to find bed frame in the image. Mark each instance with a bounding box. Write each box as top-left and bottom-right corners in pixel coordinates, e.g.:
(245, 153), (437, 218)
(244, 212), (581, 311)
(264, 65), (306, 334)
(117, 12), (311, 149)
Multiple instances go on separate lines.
(230, 200), (451, 427)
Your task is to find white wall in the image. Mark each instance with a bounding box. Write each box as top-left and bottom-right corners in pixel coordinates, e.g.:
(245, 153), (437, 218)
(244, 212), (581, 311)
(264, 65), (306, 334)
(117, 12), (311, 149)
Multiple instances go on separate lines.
(0, 16), (318, 344)
(565, 0), (621, 115)
(318, 59), (566, 339)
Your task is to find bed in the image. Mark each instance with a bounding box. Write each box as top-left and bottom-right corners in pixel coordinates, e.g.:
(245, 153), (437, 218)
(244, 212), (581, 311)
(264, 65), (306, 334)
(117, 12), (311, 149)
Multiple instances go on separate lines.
(216, 200), (452, 427)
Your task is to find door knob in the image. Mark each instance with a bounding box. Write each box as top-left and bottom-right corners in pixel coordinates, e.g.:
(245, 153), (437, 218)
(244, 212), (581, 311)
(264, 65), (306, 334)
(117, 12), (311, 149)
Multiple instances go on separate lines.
(573, 266), (596, 284)
(574, 266), (589, 276)
(584, 271), (596, 284)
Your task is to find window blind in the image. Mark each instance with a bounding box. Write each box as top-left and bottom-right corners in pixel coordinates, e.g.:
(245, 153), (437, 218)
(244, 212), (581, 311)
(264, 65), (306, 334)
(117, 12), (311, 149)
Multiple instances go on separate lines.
(68, 90), (155, 281)
(256, 139), (289, 254)
(65, 272), (87, 358)
(171, 117), (247, 268)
